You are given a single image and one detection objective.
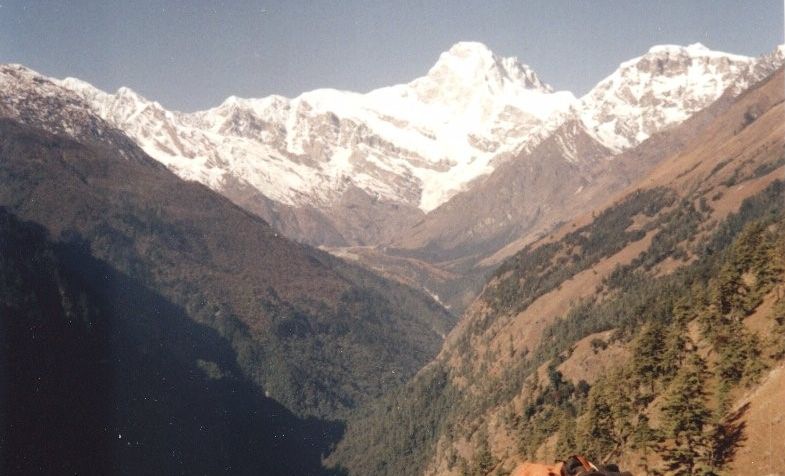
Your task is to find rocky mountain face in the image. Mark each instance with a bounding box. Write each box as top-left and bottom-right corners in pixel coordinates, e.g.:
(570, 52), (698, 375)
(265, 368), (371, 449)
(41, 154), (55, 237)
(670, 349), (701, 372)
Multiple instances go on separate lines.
(47, 42), (782, 312)
(574, 43), (756, 152)
(405, 41), (777, 243)
(0, 65), (456, 426)
(53, 42), (773, 249)
(328, 66), (785, 476)
(374, 43), (783, 310)
(0, 65), (151, 158)
(56, 42), (574, 245)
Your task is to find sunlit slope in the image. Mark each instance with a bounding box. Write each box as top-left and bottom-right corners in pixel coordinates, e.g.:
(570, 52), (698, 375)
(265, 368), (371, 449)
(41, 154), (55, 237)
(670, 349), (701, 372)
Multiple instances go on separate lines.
(328, 67), (785, 476)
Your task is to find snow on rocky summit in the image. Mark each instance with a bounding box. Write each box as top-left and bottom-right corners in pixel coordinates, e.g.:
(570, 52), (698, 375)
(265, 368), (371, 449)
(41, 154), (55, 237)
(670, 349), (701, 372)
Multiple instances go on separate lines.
(4, 42), (779, 217)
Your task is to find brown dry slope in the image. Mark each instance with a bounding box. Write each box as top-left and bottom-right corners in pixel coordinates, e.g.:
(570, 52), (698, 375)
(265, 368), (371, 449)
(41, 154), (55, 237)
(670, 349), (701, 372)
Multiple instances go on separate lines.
(728, 364), (785, 476)
(328, 67), (785, 476)
(434, 66), (785, 475)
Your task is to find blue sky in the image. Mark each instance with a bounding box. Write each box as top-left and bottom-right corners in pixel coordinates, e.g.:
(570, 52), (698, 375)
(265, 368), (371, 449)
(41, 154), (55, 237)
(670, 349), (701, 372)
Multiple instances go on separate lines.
(1, 1), (782, 111)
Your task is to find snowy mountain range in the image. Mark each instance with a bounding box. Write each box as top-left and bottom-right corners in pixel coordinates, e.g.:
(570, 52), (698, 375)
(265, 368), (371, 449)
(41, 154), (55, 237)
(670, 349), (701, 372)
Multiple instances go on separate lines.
(386, 42), (782, 303)
(51, 42), (764, 206)
(56, 42), (575, 213)
(575, 43), (757, 151)
(1, 41), (782, 251)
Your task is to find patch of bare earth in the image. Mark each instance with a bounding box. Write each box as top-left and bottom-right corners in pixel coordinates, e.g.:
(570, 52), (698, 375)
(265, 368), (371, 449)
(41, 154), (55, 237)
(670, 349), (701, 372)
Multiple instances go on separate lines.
(557, 330), (630, 385)
(486, 229), (655, 371)
(425, 232), (657, 476)
(727, 364), (785, 476)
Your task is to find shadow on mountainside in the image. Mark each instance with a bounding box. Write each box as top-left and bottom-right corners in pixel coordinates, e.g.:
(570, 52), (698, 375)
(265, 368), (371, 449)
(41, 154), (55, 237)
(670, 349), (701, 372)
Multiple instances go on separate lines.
(711, 402), (749, 469)
(0, 211), (345, 475)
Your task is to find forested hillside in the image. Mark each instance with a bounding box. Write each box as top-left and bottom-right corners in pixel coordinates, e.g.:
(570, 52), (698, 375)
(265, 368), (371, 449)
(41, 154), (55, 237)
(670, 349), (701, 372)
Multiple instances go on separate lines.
(0, 208), (348, 475)
(327, 68), (785, 476)
(0, 80), (454, 422)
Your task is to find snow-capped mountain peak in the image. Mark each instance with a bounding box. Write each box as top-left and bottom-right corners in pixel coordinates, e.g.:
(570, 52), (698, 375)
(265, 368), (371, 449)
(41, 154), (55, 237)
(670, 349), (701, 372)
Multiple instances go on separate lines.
(11, 41), (780, 231)
(576, 43), (756, 151)
(417, 41), (550, 97)
(741, 43), (785, 90)
(49, 42), (575, 213)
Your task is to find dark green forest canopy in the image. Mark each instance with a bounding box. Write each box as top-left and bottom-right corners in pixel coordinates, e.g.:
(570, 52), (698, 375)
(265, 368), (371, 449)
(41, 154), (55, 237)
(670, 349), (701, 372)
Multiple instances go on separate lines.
(0, 208), (347, 475)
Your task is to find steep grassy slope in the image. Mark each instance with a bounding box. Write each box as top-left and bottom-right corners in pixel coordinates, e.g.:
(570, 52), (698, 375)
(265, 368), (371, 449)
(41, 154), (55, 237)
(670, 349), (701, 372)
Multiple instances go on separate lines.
(0, 109), (454, 422)
(328, 68), (785, 476)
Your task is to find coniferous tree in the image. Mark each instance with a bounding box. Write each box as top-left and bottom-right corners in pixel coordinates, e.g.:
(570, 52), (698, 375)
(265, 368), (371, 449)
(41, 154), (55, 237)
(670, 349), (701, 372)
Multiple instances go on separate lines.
(710, 262), (747, 319)
(631, 321), (666, 393)
(770, 298), (785, 359)
(577, 368), (634, 460)
(661, 306), (690, 385)
(659, 354), (713, 476)
(715, 321), (749, 383)
(740, 332), (765, 386)
(467, 428), (496, 476)
(577, 382), (616, 460)
(631, 414), (660, 475)
(555, 410), (578, 459)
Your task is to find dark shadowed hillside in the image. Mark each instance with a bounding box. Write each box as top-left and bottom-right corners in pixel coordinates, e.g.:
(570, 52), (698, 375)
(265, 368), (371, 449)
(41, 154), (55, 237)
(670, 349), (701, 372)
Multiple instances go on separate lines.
(0, 72), (454, 422)
(0, 208), (347, 475)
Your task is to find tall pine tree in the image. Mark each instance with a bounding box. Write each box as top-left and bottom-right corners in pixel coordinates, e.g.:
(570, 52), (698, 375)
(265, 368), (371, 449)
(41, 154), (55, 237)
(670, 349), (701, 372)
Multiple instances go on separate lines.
(659, 354), (713, 476)
(465, 427), (496, 476)
(631, 321), (666, 394)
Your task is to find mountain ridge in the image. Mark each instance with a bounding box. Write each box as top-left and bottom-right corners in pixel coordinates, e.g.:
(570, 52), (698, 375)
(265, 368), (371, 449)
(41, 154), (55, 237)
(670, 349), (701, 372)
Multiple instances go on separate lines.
(368, 43), (783, 310)
(42, 42), (779, 249)
(55, 42), (573, 214)
(3, 37), (784, 476)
